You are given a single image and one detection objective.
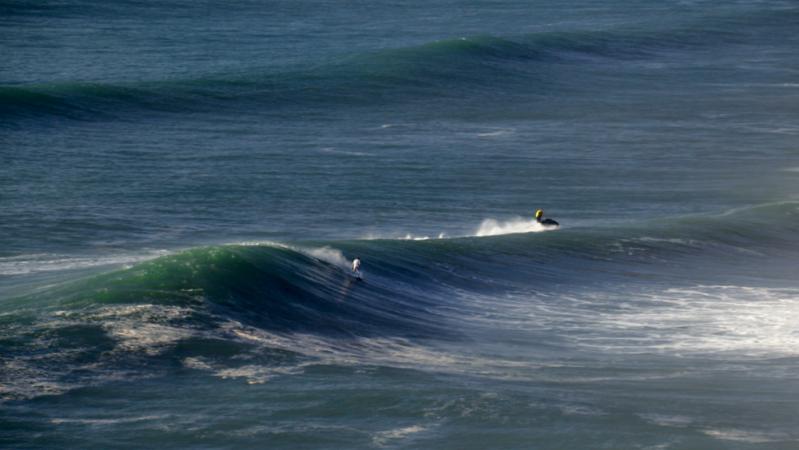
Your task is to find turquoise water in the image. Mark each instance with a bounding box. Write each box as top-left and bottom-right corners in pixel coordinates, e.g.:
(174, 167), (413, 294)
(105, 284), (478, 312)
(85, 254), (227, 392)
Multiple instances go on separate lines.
(3, 1), (799, 448)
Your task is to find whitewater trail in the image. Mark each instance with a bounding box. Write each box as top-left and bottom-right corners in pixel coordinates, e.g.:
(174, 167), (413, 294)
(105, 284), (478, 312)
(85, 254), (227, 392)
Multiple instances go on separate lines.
(365, 217), (557, 241)
(474, 217), (553, 237)
(0, 216), (559, 280)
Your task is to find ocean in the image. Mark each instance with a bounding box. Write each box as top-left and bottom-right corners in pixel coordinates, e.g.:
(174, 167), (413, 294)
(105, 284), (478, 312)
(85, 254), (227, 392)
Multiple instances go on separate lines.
(2, 1), (799, 448)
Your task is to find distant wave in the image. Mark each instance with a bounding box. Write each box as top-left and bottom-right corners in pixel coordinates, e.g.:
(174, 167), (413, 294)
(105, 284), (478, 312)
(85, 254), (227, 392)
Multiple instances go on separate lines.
(4, 6), (798, 124)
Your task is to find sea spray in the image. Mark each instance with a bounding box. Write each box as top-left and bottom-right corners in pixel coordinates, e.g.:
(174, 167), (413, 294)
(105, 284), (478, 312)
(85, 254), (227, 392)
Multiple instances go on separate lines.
(475, 217), (552, 236)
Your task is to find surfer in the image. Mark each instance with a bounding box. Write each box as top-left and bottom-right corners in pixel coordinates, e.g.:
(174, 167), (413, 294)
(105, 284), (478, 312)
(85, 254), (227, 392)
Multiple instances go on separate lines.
(535, 209), (559, 227)
(352, 257), (362, 279)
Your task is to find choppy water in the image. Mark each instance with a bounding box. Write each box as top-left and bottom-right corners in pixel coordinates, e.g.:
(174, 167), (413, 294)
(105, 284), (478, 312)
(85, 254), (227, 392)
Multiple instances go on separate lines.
(3, 1), (799, 448)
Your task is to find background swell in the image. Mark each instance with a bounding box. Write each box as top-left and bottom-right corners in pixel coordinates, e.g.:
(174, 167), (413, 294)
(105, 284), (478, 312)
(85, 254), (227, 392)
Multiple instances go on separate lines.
(4, 5), (799, 123)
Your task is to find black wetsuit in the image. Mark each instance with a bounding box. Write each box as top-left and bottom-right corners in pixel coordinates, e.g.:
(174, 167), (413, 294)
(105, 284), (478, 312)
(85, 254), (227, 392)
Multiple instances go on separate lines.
(537, 217), (559, 226)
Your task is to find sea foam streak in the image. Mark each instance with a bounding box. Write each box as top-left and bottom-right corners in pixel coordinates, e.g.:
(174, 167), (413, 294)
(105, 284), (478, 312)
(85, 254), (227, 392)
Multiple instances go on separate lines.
(364, 217), (554, 240)
(0, 251), (169, 276)
(475, 217), (552, 236)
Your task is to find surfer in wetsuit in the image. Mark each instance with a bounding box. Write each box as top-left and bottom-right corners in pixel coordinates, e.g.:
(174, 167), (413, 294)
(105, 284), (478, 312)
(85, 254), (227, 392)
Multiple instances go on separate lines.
(352, 257), (362, 279)
(535, 209), (559, 226)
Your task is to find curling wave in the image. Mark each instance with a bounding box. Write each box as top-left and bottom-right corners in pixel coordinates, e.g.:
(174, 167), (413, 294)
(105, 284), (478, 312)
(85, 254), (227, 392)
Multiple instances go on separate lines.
(2, 201), (798, 401)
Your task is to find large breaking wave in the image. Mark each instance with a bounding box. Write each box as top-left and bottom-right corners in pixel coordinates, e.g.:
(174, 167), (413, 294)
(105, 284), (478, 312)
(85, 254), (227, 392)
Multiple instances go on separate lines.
(2, 201), (798, 401)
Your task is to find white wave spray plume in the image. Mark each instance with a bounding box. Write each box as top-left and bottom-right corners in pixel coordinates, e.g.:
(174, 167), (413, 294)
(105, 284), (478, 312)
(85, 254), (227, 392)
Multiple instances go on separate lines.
(475, 217), (552, 237)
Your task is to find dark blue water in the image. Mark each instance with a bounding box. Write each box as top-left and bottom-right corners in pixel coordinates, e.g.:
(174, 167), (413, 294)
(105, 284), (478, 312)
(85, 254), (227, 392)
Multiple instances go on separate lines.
(3, 1), (799, 448)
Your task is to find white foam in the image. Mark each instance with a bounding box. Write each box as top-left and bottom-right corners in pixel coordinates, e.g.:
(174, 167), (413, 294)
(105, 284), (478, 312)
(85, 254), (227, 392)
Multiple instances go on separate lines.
(182, 356), (214, 371)
(464, 283), (799, 359)
(401, 234), (430, 240)
(559, 404), (607, 416)
(631, 237), (702, 246)
(231, 240), (289, 248)
(1, 305), (202, 402)
(220, 364), (308, 384)
(299, 246), (350, 270)
(86, 304), (199, 355)
(474, 217), (552, 236)
(220, 321), (537, 381)
(367, 217), (556, 240)
(373, 425), (426, 446)
(50, 415), (165, 426)
(763, 127), (799, 135)
(182, 357), (310, 384)
(569, 285), (799, 357)
(716, 200), (799, 217)
(363, 217), (558, 241)
(1, 381), (72, 401)
(638, 413), (693, 427)
(109, 322), (192, 355)
(318, 147), (373, 157)
(399, 232), (448, 240)
(702, 428), (785, 443)
(476, 128), (514, 137)
(0, 251), (169, 276)
(233, 241), (353, 271)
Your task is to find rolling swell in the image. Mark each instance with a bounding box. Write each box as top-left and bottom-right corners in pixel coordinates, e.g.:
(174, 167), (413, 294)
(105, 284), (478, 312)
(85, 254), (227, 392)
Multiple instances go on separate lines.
(7, 201), (799, 311)
(2, 201), (797, 402)
(1, 36), (550, 123)
(4, 6), (797, 124)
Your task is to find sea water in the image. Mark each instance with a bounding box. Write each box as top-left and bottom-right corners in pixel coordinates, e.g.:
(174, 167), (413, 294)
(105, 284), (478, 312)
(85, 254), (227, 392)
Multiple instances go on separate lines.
(2, 1), (799, 448)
